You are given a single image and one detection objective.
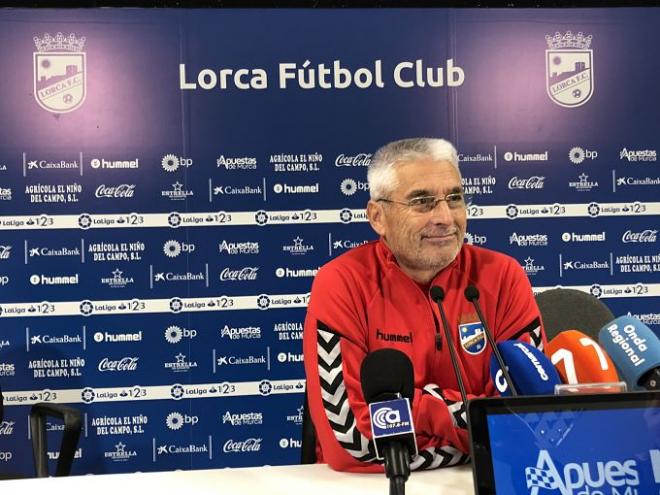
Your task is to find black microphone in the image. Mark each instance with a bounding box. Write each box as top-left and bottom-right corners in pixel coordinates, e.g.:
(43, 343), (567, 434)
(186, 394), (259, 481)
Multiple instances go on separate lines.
(429, 286), (469, 408)
(464, 285), (518, 396)
(361, 349), (417, 495)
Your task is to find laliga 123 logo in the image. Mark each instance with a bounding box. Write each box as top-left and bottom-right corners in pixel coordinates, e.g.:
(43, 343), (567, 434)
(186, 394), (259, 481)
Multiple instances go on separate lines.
(33, 32), (86, 113)
(545, 31), (593, 108)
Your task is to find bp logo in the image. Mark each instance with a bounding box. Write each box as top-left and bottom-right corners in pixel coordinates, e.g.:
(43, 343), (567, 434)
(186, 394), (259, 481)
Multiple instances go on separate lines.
(33, 32), (86, 113)
(545, 31), (593, 108)
(459, 322), (486, 355)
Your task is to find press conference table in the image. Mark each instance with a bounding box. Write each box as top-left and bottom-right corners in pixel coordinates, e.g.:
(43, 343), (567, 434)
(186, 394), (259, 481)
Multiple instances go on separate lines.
(1, 463), (475, 494)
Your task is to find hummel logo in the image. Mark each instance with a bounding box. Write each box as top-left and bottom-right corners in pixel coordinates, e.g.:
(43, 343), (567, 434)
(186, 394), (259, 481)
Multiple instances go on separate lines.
(376, 329), (413, 344)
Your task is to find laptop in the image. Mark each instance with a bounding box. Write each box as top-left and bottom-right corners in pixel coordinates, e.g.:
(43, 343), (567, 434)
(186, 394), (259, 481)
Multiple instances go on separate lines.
(468, 391), (660, 495)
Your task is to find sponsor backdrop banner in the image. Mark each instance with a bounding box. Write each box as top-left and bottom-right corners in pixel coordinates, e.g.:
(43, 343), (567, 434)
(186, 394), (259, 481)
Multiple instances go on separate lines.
(0, 8), (658, 475)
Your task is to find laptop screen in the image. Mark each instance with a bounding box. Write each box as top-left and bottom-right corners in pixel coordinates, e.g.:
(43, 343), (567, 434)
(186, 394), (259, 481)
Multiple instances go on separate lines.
(468, 391), (660, 495)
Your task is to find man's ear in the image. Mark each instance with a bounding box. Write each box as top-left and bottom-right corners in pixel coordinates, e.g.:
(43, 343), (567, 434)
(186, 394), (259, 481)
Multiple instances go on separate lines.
(367, 200), (386, 236)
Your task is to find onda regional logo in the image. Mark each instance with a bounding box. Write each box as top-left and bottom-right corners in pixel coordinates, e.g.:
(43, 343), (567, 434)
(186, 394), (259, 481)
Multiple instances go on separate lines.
(545, 31), (593, 108)
(33, 32), (86, 113)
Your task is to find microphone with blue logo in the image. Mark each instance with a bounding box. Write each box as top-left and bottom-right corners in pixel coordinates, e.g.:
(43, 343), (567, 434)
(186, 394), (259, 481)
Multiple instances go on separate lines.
(360, 348), (417, 495)
(489, 341), (562, 396)
(464, 285), (519, 396)
(598, 315), (660, 391)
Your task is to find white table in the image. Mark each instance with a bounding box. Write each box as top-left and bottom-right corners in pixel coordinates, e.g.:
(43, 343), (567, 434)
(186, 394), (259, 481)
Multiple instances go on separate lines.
(0, 463), (475, 494)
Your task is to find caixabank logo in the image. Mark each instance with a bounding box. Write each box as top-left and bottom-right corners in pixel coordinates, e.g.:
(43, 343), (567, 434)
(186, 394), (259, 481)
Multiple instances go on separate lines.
(33, 32), (86, 113)
(545, 31), (593, 107)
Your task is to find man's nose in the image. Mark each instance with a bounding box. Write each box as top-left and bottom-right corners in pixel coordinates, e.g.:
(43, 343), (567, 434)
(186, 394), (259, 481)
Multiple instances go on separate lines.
(428, 199), (454, 224)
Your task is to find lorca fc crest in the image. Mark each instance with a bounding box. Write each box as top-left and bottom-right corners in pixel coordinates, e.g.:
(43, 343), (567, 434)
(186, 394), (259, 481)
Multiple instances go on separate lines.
(545, 31), (593, 108)
(33, 32), (86, 113)
(459, 322), (486, 355)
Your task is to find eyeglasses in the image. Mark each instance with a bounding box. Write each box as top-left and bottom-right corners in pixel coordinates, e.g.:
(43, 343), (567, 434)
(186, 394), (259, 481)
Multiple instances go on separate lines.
(377, 192), (467, 213)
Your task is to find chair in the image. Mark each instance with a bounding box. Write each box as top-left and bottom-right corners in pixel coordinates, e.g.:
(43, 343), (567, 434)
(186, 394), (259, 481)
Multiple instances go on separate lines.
(0, 393), (82, 479)
(300, 390), (318, 464)
(535, 288), (615, 340)
(30, 403), (83, 477)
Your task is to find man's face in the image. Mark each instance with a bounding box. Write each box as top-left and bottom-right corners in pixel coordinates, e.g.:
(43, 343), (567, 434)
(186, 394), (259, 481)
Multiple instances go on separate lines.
(367, 159), (467, 278)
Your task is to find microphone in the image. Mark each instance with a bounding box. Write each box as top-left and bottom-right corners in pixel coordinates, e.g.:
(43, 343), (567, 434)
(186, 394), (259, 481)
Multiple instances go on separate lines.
(360, 349), (417, 495)
(464, 285), (518, 396)
(489, 341), (561, 396)
(429, 286), (469, 406)
(598, 316), (660, 391)
(545, 330), (619, 384)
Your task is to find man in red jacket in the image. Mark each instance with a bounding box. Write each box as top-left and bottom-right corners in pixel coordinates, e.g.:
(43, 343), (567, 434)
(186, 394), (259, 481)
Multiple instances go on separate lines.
(303, 137), (545, 472)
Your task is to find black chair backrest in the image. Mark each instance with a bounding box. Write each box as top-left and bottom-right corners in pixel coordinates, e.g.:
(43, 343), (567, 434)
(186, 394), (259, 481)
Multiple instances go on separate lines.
(30, 403), (83, 477)
(300, 390), (317, 464)
(535, 288), (615, 341)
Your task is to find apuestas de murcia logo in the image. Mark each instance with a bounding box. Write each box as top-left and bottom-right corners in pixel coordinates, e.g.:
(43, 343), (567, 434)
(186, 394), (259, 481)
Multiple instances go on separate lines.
(620, 148), (657, 162)
(33, 32), (86, 113)
(0, 188), (12, 201)
(216, 155), (257, 170)
(524, 449), (640, 495)
(545, 31), (593, 107)
(509, 233), (549, 247)
(222, 411), (263, 426)
(220, 325), (261, 340)
(335, 153), (371, 167)
(622, 229), (657, 243)
(95, 184), (135, 199)
(218, 240), (259, 255)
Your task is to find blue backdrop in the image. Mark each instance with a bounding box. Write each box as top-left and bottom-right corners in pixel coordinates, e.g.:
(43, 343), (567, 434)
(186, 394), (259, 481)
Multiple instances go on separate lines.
(0, 7), (658, 475)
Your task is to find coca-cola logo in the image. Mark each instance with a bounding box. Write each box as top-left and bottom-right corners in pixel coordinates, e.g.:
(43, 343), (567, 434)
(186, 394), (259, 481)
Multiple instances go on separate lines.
(98, 357), (139, 372)
(334, 153), (372, 167)
(95, 184), (136, 198)
(508, 176), (545, 190)
(219, 267), (258, 281)
(622, 229), (658, 243)
(0, 421), (14, 435)
(223, 438), (262, 453)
